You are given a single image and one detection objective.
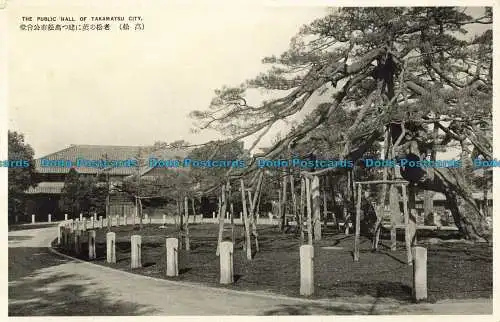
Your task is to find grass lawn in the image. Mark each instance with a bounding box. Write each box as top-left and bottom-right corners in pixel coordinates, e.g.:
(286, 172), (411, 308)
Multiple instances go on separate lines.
(55, 223), (492, 302)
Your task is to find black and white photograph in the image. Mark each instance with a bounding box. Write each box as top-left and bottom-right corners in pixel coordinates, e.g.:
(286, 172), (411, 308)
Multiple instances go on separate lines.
(5, 2), (495, 317)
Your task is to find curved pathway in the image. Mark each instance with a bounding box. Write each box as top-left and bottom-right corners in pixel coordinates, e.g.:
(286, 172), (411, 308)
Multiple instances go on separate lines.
(8, 226), (492, 315)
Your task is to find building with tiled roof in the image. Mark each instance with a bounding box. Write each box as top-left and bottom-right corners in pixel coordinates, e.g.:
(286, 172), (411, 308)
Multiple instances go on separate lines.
(23, 144), (190, 221)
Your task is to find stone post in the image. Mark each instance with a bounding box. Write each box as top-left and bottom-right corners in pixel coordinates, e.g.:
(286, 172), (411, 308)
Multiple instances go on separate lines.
(106, 232), (116, 263)
(64, 213), (68, 221)
(88, 230), (96, 260)
(162, 214), (167, 226)
(300, 244), (314, 296)
(131, 235), (142, 268)
(99, 216), (103, 228)
(31, 214), (35, 224)
(412, 246), (428, 301)
(48, 214), (52, 223)
(219, 241), (234, 284)
(80, 213), (83, 221)
(166, 238), (179, 277)
(74, 229), (82, 255)
(57, 224), (62, 245)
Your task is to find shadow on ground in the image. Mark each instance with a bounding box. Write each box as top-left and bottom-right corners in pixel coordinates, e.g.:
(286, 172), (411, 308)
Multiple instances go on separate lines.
(8, 246), (158, 316)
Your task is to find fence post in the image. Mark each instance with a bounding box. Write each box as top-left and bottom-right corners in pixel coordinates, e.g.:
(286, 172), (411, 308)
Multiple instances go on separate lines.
(88, 230), (96, 260)
(412, 246), (428, 301)
(131, 235), (142, 268)
(106, 232), (116, 263)
(300, 244), (314, 296)
(219, 241), (234, 284)
(166, 238), (179, 276)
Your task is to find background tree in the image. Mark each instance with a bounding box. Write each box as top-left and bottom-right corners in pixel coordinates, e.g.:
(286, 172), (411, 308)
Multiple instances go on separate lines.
(8, 130), (37, 222)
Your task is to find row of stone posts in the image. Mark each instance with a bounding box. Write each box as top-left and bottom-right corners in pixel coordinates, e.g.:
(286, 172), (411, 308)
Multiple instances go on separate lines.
(58, 216), (427, 302)
(58, 219), (97, 260)
(297, 244), (427, 300)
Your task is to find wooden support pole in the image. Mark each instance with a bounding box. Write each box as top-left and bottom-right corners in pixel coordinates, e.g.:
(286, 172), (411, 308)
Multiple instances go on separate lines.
(389, 185), (399, 251)
(184, 196), (190, 251)
(354, 183), (362, 261)
(299, 177), (305, 243)
(241, 179), (252, 260)
(311, 176), (322, 241)
(216, 184), (227, 256)
(401, 184), (413, 265)
(305, 176), (313, 245)
(280, 173), (288, 231)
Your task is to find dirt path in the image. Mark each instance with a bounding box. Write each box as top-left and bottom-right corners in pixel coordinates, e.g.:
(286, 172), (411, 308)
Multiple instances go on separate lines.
(8, 226), (492, 315)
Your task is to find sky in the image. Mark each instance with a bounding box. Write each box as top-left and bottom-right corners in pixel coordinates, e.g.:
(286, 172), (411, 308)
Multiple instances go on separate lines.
(8, 2), (329, 157)
(7, 3), (491, 158)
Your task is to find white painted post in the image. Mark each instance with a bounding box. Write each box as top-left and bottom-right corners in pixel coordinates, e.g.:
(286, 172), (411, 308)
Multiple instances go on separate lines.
(31, 214), (35, 224)
(212, 211), (215, 219)
(57, 224), (62, 244)
(161, 214), (166, 226)
(106, 232), (116, 263)
(131, 235), (142, 268)
(88, 230), (96, 260)
(64, 213), (68, 221)
(412, 246), (428, 301)
(300, 244), (314, 296)
(48, 214), (52, 223)
(80, 213), (83, 221)
(219, 241), (234, 284)
(166, 238), (179, 277)
(94, 212), (97, 221)
(99, 216), (103, 228)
